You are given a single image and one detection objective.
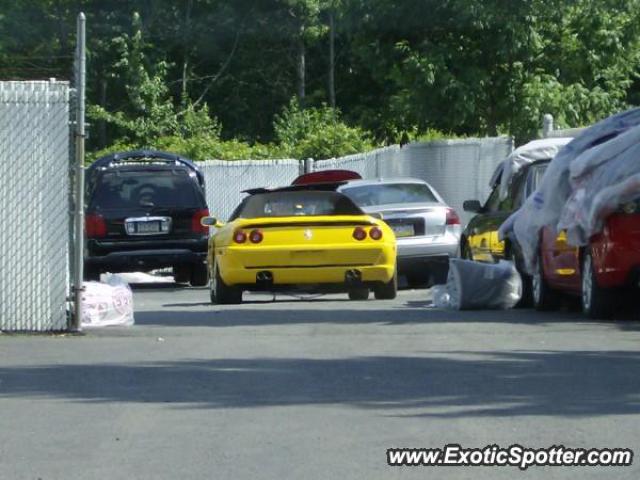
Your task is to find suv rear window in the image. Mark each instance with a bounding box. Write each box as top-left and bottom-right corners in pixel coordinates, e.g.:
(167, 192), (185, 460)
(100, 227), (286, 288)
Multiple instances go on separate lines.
(90, 170), (203, 209)
(238, 191), (363, 218)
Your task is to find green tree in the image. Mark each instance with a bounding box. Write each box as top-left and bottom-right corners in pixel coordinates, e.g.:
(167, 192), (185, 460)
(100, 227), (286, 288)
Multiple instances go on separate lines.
(274, 97), (374, 159)
(88, 12), (220, 146)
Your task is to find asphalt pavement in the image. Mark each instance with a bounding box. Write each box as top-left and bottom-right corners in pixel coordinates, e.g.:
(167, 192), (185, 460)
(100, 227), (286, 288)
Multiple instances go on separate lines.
(1, 284), (640, 479)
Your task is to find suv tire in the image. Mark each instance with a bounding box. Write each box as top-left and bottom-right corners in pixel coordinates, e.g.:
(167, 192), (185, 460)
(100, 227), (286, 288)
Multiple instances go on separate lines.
(190, 263), (209, 287)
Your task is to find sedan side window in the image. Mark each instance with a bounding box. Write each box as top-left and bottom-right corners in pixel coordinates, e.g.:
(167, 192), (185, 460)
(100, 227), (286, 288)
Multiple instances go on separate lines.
(483, 187), (501, 213)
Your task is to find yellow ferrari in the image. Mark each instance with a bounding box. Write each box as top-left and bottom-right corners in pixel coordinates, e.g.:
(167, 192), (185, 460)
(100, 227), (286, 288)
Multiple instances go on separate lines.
(202, 187), (397, 304)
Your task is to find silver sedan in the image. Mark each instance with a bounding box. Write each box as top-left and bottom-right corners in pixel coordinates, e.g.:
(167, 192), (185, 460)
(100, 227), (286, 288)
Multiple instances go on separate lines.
(337, 178), (461, 287)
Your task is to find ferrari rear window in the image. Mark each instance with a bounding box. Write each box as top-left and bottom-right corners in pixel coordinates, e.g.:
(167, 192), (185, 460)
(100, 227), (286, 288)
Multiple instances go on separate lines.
(239, 191), (363, 218)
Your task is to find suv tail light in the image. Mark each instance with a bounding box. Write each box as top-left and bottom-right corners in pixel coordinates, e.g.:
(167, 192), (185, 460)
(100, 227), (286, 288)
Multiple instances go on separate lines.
(353, 226), (367, 241)
(233, 230), (247, 243)
(192, 209), (210, 234)
(249, 229), (263, 243)
(85, 213), (107, 238)
(369, 226), (383, 240)
(445, 208), (461, 225)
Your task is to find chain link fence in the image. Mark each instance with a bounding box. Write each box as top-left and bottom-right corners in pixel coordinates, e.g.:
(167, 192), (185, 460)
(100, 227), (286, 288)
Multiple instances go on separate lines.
(314, 138), (513, 225)
(0, 81), (71, 331)
(199, 138), (512, 225)
(201, 159), (303, 221)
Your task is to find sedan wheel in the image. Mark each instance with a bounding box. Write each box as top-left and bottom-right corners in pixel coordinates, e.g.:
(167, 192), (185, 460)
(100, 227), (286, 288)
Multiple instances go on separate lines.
(581, 251), (612, 319)
(532, 254), (559, 311)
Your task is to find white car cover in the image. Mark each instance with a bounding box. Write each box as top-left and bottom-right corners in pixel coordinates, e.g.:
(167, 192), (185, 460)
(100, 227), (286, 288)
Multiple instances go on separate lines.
(497, 137), (572, 201)
(499, 107), (640, 272)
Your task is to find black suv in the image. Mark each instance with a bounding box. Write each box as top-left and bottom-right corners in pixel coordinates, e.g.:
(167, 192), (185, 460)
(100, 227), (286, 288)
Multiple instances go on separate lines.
(84, 150), (209, 286)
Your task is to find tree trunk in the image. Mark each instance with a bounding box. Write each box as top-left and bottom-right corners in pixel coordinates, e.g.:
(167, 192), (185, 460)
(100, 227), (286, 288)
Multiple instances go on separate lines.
(99, 78), (107, 148)
(181, 0), (194, 101)
(297, 24), (306, 106)
(328, 10), (336, 108)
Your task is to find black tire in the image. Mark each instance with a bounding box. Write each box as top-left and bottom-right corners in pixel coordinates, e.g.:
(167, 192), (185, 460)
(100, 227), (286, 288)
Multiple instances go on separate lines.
(173, 265), (191, 284)
(348, 288), (370, 300)
(581, 250), (613, 319)
(532, 254), (560, 311)
(210, 261), (242, 305)
(374, 271), (398, 300)
(190, 263), (209, 287)
(406, 273), (428, 289)
(517, 274), (533, 308)
(84, 264), (100, 281)
(505, 245), (532, 308)
(461, 239), (473, 260)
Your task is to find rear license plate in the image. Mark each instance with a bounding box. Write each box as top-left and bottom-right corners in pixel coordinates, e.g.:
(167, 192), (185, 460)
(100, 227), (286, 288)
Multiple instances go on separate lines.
(135, 222), (161, 234)
(391, 224), (415, 237)
(125, 216), (171, 236)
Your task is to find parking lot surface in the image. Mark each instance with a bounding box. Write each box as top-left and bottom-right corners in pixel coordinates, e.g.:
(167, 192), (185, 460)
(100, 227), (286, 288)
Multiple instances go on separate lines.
(2, 285), (640, 479)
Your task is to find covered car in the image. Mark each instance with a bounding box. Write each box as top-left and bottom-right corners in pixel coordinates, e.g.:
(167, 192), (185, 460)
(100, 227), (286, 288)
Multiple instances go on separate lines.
(461, 138), (571, 304)
(499, 107), (640, 317)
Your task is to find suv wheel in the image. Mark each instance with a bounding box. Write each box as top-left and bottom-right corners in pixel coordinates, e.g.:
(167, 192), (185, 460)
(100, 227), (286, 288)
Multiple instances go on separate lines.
(84, 265), (100, 282)
(190, 263), (209, 287)
(210, 261), (242, 305)
(173, 265), (191, 284)
(582, 250), (613, 319)
(532, 254), (559, 311)
(374, 271), (398, 300)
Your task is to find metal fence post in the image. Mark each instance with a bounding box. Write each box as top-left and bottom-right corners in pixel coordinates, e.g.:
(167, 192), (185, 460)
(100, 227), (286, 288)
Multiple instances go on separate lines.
(71, 12), (86, 331)
(304, 157), (314, 173)
(543, 114), (554, 138)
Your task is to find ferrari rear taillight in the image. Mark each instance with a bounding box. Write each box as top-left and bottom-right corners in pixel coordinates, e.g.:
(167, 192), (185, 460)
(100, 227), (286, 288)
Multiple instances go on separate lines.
(353, 226), (367, 241)
(369, 226), (383, 240)
(85, 213), (107, 238)
(446, 208), (461, 225)
(249, 229), (263, 243)
(191, 208), (210, 234)
(233, 230), (247, 243)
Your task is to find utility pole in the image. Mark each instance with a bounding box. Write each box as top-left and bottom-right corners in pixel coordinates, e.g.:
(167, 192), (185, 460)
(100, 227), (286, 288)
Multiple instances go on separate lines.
(72, 12), (86, 331)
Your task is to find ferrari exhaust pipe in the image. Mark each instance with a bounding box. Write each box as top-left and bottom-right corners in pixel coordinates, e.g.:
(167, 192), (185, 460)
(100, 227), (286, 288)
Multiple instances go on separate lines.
(345, 269), (362, 285)
(256, 271), (273, 285)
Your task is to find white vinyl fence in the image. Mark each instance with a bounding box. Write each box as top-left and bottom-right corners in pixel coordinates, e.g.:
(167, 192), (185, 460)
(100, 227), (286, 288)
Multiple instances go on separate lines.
(0, 81), (71, 331)
(201, 137), (512, 225)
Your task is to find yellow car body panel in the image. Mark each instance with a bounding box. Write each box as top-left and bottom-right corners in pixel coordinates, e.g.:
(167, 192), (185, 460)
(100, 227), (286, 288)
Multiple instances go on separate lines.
(467, 230), (505, 262)
(208, 215), (397, 286)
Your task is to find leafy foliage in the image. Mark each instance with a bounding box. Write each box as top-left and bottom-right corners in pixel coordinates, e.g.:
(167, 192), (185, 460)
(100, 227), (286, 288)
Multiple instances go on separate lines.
(274, 98), (374, 159)
(3, 0), (640, 155)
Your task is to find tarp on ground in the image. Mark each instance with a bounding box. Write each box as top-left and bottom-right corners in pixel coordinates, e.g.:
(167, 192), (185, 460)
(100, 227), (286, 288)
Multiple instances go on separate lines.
(432, 259), (522, 310)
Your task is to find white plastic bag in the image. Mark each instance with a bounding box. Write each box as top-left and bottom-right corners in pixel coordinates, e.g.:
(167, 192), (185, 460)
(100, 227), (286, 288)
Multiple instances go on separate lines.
(81, 275), (134, 328)
(433, 259), (522, 310)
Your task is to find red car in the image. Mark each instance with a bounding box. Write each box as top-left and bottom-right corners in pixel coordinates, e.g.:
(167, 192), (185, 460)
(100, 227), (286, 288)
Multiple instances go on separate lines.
(292, 169), (362, 185)
(533, 203), (640, 318)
